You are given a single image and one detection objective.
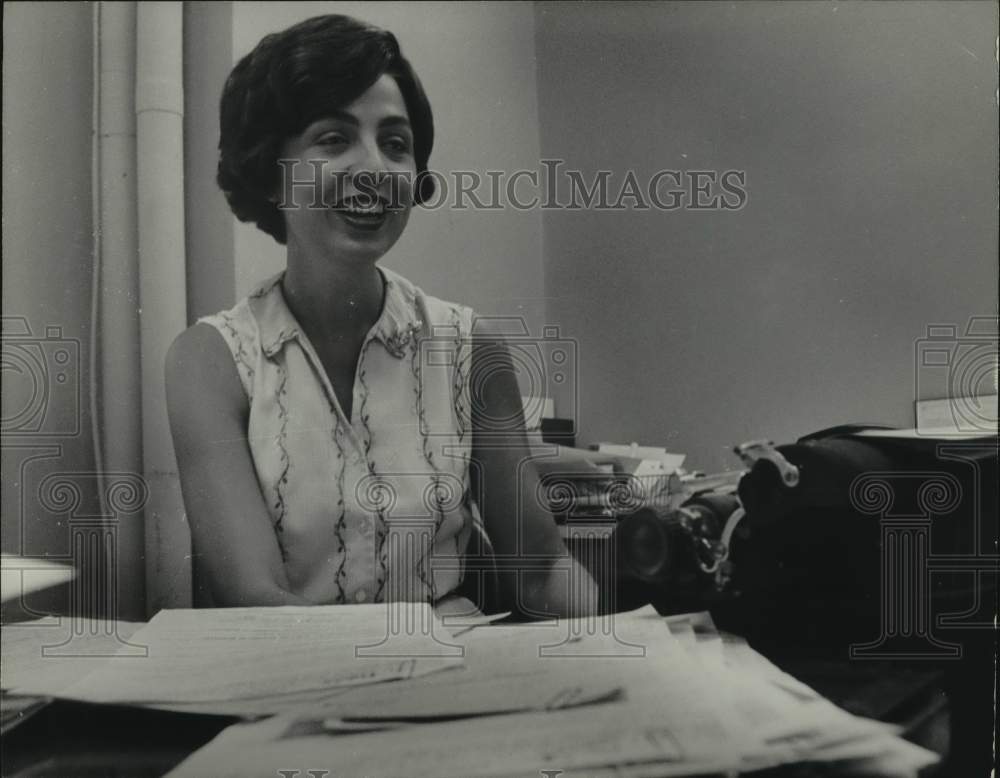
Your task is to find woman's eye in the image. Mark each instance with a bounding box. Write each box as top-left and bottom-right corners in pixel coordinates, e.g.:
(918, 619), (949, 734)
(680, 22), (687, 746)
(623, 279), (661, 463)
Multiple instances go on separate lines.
(317, 133), (348, 149)
(381, 136), (412, 155)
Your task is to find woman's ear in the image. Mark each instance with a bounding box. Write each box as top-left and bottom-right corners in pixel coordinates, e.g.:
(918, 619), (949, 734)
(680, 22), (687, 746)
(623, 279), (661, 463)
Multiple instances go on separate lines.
(267, 184), (286, 207)
(266, 178), (281, 205)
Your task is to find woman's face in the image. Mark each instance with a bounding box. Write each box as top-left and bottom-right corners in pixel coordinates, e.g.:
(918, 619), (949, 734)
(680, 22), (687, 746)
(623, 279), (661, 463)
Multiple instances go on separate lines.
(277, 74), (417, 265)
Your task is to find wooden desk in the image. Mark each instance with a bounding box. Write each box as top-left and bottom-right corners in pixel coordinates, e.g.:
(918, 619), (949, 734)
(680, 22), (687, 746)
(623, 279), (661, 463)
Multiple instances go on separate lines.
(1, 699), (235, 777)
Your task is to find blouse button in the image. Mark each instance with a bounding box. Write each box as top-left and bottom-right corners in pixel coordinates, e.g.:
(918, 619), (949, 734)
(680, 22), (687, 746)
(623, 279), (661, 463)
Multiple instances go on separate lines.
(354, 590), (368, 603)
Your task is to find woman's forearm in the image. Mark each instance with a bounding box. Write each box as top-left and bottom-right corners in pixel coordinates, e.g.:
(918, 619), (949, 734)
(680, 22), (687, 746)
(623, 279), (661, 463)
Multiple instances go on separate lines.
(214, 581), (314, 608)
(506, 556), (602, 619)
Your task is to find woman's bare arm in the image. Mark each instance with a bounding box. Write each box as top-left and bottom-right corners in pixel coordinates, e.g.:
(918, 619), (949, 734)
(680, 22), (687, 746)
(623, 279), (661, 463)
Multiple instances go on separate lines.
(468, 323), (601, 618)
(165, 324), (310, 607)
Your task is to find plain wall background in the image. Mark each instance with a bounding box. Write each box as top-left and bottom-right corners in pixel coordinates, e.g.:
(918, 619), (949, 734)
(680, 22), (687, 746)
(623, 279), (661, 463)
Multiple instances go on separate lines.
(2, 2), (98, 612)
(184, 2), (235, 324)
(535, 0), (999, 470)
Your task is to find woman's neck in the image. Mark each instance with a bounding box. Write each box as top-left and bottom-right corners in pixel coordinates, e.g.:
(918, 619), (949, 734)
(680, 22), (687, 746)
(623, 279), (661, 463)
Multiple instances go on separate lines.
(281, 248), (385, 344)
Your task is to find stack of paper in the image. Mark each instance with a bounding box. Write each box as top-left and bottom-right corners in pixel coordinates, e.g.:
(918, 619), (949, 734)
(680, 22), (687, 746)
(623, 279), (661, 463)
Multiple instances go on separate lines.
(2, 605), (465, 713)
(593, 442), (686, 478)
(165, 607), (938, 778)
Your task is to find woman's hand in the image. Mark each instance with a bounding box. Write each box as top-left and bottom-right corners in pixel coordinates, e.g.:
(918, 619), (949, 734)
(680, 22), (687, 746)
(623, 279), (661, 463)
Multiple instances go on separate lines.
(165, 324), (311, 607)
(468, 321), (601, 619)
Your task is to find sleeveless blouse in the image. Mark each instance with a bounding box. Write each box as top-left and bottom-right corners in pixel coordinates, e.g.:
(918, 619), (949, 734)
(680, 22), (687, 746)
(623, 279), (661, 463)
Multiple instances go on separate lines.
(197, 267), (478, 606)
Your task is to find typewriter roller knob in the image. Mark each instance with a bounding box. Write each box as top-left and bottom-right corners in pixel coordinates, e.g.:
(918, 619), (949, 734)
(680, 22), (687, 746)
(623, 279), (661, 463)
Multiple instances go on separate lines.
(733, 440), (800, 488)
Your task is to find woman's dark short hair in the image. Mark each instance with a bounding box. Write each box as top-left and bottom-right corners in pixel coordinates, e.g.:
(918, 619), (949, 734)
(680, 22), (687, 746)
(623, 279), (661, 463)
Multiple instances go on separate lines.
(217, 15), (435, 244)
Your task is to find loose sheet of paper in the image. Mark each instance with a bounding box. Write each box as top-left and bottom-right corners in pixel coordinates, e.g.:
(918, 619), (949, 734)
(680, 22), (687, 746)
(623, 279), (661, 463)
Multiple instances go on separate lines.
(1, 617), (145, 696)
(665, 613), (937, 774)
(81, 607), (513, 718)
(168, 607), (750, 778)
(151, 606), (941, 777)
(168, 701), (686, 778)
(60, 604), (463, 704)
(290, 608), (658, 724)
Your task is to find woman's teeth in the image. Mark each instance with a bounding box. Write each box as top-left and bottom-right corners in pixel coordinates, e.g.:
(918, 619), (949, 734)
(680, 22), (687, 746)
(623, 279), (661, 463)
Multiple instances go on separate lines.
(339, 202), (385, 215)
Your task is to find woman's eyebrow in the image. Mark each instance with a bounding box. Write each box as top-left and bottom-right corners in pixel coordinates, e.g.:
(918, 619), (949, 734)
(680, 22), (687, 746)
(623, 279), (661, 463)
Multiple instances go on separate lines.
(310, 110), (357, 129)
(308, 112), (412, 132)
(378, 115), (412, 130)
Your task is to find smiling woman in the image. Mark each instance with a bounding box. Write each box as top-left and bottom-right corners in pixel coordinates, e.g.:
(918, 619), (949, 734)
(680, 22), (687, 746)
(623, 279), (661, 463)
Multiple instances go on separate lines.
(276, 76), (417, 278)
(164, 14), (598, 617)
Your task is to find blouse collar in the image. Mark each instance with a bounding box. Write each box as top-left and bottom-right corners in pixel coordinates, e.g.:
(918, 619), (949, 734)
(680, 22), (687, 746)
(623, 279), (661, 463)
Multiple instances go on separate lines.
(249, 266), (423, 360)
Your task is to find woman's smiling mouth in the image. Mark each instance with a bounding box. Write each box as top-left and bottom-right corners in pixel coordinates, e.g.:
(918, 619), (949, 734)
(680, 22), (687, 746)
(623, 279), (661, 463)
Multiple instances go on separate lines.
(332, 197), (389, 231)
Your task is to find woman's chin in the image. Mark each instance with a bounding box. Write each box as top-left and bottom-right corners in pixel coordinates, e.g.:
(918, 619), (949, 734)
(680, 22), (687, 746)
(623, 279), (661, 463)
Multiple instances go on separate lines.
(325, 233), (401, 265)
(335, 215), (407, 259)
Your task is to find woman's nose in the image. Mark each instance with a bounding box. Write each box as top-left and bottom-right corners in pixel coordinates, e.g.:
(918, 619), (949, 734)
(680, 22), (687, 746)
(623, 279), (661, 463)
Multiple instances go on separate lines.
(345, 146), (390, 199)
(350, 138), (389, 176)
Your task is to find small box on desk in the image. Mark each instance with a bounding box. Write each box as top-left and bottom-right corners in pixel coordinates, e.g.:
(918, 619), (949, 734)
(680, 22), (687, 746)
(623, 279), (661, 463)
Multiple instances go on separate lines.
(539, 417), (574, 447)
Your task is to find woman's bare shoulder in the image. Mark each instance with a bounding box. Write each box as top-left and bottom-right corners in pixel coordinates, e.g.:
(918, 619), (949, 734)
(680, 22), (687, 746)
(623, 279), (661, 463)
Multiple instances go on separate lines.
(165, 323), (247, 416)
(166, 322), (231, 376)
